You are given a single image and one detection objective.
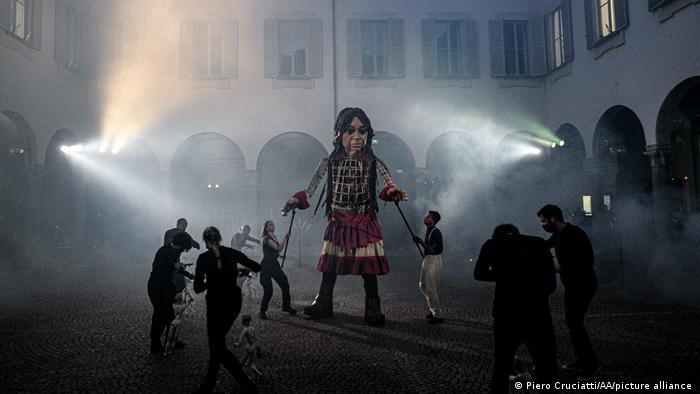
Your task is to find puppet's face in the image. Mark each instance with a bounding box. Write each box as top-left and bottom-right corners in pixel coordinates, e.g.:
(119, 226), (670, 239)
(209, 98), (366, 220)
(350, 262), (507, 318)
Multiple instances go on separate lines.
(342, 117), (368, 155)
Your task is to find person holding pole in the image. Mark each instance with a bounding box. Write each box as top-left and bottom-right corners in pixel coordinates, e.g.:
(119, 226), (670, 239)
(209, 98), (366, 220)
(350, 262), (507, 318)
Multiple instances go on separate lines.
(258, 220), (296, 320)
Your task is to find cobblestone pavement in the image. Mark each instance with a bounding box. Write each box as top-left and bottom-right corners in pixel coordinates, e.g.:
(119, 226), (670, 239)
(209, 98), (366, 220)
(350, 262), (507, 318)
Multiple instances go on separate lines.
(1, 251), (699, 393)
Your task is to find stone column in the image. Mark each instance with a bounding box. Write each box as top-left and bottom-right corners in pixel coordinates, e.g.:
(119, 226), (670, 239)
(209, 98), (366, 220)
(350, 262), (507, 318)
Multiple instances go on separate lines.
(645, 144), (673, 242)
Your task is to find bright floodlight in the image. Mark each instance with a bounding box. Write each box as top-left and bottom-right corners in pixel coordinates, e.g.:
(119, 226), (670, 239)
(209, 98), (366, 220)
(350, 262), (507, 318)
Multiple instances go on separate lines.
(215, 184), (220, 188)
(60, 145), (70, 153)
(551, 142), (557, 149)
(99, 145), (107, 153)
(559, 140), (565, 147)
(527, 148), (542, 156)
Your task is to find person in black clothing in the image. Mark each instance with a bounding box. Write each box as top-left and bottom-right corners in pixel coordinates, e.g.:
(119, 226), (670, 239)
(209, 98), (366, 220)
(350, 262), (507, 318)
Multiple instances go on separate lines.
(193, 226), (261, 394)
(147, 232), (195, 354)
(164, 218), (201, 249)
(258, 220), (297, 320)
(412, 210), (444, 324)
(164, 218), (201, 294)
(538, 204), (599, 380)
(474, 224), (557, 394)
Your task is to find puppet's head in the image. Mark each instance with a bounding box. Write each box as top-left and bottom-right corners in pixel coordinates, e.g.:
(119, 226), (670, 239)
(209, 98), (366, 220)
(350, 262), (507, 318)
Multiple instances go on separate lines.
(333, 107), (375, 156)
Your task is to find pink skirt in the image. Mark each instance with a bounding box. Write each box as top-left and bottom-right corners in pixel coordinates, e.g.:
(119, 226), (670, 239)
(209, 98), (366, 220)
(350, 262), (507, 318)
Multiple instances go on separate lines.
(317, 213), (390, 275)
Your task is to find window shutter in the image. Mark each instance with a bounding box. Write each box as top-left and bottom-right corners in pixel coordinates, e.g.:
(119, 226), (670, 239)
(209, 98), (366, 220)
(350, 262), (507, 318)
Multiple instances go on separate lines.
(54, 0), (68, 65)
(488, 19), (505, 77)
(346, 18), (361, 78)
(79, 14), (98, 77)
(31, 0), (42, 49)
(179, 19), (195, 79)
(388, 18), (405, 78)
(263, 19), (279, 78)
(421, 19), (437, 78)
(463, 19), (479, 77)
(0, 0), (10, 31)
(307, 19), (323, 78)
(544, 14), (552, 71)
(583, 0), (596, 48)
(561, 0), (574, 63)
(614, 0), (628, 30)
(529, 16), (546, 76)
(222, 19), (238, 78)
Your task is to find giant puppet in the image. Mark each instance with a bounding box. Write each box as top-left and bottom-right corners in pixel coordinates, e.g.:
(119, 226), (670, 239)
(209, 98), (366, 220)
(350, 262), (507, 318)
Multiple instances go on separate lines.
(282, 107), (407, 326)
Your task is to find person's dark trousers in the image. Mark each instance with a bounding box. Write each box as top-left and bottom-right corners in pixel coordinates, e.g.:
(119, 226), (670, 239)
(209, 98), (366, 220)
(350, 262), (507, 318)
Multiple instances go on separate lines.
(564, 282), (598, 369)
(491, 308), (557, 394)
(198, 295), (256, 393)
(147, 282), (175, 347)
(260, 262), (291, 312)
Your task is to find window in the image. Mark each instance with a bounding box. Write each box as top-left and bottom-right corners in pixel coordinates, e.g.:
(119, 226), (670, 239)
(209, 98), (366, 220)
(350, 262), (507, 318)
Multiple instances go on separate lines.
(360, 20), (388, 77)
(436, 21), (463, 76)
(503, 20), (528, 76)
(66, 5), (79, 70)
(348, 18), (404, 79)
(279, 20), (307, 77)
(180, 19), (238, 80)
(583, 195), (593, 216)
(422, 19), (478, 78)
(10, 0), (31, 41)
(597, 0), (617, 38)
(195, 21), (222, 78)
(264, 19), (322, 80)
(551, 9), (564, 68)
(545, 1), (573, 71)
(584, 0), (627, 48)
(4, 0), (41, 48)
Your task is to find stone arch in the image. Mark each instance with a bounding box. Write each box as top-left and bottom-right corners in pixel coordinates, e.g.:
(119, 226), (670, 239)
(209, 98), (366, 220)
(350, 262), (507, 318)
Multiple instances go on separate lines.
(592, 105), (652, 286)
(170, 132), (247, 239)
(42, 129), (81, 251)
(256, 132), (328, 259)
(0, 111), (37, 265)
(656, 76), (700, 214)
(371, 131), (417, 249)
(551, 123), (589, 220)
(424, 131), (485, 259)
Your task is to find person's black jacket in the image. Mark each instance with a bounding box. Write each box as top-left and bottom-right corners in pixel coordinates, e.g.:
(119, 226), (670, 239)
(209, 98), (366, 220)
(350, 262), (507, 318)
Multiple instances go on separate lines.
(545, 224), (596, 290)
(149, 245), (181, 288)
(149, 245), (194, 288)
(194, 246), (261, 302)
(163, 228), (201, 249)
(474, 234), (556, 318)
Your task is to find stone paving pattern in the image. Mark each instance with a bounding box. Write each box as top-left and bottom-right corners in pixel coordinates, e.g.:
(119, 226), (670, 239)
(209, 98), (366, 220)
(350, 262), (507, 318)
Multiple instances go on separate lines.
(1, 252), (699, 393)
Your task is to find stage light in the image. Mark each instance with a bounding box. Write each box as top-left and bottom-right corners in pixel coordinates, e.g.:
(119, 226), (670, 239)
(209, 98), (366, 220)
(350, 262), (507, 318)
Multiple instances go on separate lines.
(60, 145), (70, 153)
(99, 145), (107, 153)
(551, 142), (557, 148)
(559, 140), (565, 147)
(207, 184), (212, 189)
(527, 148), (542, 156)
(214, 184), (220, 188)
(111, 147), (120, 154)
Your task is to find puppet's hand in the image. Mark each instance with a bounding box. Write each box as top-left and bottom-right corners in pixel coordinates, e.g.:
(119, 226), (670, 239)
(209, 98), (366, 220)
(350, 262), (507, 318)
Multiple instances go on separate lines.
(388, 186), (408, 201)
(281, 197), (299, 216)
